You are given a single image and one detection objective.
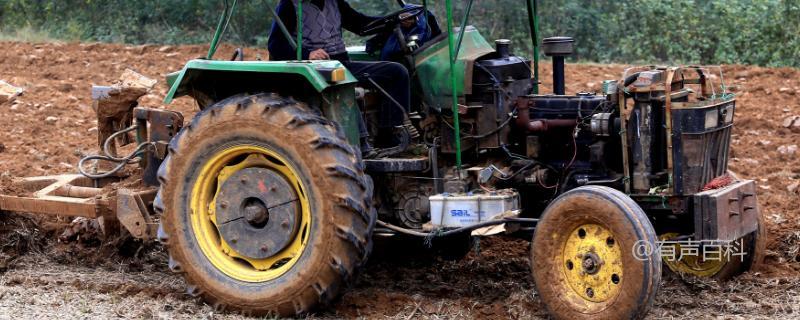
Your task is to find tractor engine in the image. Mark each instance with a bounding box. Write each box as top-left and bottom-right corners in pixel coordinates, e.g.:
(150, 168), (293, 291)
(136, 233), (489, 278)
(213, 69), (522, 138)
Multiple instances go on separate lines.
(436, 36), (736, 218)
(439, 39), (532, 154)
(438, 37), (623, 201)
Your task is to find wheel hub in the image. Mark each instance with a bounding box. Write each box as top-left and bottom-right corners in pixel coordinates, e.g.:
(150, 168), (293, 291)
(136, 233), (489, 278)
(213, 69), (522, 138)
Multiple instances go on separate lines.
(562, 224), (623, 303)
(581, 252), (603, 275)
(215, 167), (299, 259)
(243, 198), (269, 227)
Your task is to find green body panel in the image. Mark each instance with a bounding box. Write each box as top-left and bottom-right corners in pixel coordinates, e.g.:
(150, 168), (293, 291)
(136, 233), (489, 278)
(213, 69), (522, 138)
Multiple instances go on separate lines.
(162, 59), (360, 145)
(163, 59), (357, 104)
(414, 27), (494, 110)
(321, 83), (360, 144)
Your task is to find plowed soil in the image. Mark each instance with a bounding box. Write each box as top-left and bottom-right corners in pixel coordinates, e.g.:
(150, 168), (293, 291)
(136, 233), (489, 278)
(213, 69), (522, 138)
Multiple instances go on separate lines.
(0, 41), (798, 319)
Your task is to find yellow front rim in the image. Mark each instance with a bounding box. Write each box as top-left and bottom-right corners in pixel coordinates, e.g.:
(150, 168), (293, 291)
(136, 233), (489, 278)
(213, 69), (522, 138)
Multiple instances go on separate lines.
(562, 224), (623, 303)
(660, 233), (724, 277)
(190, 145), (311, 283)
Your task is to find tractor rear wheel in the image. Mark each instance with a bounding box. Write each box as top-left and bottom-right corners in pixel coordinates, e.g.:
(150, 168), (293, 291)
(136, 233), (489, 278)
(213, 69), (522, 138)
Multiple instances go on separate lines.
(154, 93), (374, 316)
(531, 186), (660, 320)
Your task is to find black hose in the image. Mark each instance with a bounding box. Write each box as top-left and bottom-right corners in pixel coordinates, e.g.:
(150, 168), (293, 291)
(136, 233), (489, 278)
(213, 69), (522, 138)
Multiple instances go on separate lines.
(78, 125), (153, 179)
(623, 72), (641, 87)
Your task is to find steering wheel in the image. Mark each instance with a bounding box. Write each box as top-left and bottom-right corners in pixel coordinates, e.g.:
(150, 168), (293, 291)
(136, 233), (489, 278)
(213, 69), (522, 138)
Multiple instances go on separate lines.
(360, 5), (425, 36)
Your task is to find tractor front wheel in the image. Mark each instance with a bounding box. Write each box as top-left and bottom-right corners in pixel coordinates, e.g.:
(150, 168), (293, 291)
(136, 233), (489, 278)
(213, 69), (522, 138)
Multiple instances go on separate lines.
(154, 93), (374, 316)
(531, 186), (660, 320)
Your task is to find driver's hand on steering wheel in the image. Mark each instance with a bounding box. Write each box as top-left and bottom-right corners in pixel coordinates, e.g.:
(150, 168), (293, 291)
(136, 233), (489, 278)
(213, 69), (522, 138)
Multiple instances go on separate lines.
(309, 48), (330, 60)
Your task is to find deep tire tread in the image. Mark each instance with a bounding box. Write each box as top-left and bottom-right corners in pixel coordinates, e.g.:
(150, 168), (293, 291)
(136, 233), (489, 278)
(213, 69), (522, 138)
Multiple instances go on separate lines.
(155, 93), (374, 316)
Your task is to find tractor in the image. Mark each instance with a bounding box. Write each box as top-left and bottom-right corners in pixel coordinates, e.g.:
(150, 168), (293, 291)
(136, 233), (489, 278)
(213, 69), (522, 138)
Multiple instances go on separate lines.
(0, 0), (764, 319)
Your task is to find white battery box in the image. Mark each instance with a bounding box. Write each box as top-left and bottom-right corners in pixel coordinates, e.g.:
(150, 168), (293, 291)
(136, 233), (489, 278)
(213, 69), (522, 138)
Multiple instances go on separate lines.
(429, 189), (520, 228)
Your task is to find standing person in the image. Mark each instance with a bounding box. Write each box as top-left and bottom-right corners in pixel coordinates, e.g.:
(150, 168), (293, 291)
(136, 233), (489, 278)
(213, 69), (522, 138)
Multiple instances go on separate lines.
(268, 0), (411, 156)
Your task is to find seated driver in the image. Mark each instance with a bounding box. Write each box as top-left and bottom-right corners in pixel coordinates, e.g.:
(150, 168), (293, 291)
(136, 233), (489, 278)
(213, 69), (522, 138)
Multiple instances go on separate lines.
(268, 0), (411, 157)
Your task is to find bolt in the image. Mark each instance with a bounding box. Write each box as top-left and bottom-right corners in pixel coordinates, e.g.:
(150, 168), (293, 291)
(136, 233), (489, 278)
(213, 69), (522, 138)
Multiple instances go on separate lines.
(240, 176), (249, 184)
(586, 287), (594, 298)
(231, 238), (238, 244)
(270, 186), (277, 192)
(219, 201), (229, 209)
(260, 245), (269, 252)
(281, 220), (290, 229)
(583, 257), (596, 270)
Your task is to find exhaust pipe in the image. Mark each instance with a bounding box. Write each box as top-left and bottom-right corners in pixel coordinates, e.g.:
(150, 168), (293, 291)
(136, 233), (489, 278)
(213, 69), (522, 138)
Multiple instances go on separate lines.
(542, 36), (574, 95)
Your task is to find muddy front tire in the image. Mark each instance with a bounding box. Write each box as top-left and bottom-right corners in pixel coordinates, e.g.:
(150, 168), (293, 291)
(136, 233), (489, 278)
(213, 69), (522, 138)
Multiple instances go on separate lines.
(155, 93), (374, 316)
(531, 186), (660, 320)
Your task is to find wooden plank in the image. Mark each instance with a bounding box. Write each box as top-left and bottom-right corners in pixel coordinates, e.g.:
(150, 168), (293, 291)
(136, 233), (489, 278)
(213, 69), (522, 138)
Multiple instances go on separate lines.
(0, 195), (99, 218)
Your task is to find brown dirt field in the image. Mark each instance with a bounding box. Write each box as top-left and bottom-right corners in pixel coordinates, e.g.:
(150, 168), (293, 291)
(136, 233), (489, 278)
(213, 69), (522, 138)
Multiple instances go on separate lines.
(0, 41), (798, 319)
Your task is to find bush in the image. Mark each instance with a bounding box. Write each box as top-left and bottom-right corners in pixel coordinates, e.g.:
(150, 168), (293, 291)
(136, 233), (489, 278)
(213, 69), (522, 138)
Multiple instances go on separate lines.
(0, 0), (798, 67)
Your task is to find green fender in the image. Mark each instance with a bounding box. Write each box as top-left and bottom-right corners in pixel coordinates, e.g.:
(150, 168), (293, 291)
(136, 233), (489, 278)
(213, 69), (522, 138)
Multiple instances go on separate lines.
(163, 59), (357, 103)
(163, 59), (361, 145)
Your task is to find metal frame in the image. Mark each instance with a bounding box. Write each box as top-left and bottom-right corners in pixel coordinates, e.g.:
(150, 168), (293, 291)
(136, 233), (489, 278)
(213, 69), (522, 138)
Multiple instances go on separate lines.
(0, 174), (156, 239)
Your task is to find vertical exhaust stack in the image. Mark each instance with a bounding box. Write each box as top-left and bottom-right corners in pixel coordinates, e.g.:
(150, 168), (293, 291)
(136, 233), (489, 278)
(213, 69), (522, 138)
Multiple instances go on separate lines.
(542, 36), (574, 95)
(495, 39), (512, 59)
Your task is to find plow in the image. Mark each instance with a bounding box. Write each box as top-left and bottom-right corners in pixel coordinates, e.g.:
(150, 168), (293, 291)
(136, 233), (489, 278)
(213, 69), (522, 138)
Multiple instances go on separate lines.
(0, 0), (765, 319)
(1, 70), (179, 241)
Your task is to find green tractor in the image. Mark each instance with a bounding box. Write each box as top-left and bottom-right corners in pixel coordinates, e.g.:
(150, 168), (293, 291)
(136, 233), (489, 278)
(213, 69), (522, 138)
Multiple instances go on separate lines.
(0, 0), (764, 319)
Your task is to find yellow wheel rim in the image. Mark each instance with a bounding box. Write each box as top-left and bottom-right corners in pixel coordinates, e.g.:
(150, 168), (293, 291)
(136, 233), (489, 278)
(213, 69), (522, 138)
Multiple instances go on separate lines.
(562, 224), (623, 303)
(190, 145), (311, 283)
(660, 233), (724, 277)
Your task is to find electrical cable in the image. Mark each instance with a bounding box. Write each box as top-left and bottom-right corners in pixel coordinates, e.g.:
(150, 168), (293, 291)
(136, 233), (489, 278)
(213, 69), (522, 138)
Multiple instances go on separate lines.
(462, 108), (517, 140)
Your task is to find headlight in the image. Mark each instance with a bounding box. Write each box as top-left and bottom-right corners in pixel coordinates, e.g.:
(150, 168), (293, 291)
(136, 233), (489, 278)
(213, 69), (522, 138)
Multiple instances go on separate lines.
(704, 109), (719, 129)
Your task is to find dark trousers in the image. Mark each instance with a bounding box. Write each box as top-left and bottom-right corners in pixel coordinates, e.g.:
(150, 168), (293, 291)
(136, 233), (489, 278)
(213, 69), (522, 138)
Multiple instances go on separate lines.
(342, 61), (410, 134)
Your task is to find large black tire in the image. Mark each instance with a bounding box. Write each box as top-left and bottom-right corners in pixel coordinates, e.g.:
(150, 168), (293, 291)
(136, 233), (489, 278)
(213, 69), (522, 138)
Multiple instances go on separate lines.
(531, 186), (661, 320)
(154, 93), (375, 316)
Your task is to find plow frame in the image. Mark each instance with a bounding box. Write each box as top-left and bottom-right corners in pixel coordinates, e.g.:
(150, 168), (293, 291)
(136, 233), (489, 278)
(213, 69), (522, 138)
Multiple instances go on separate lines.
(0, 174), (158, 239)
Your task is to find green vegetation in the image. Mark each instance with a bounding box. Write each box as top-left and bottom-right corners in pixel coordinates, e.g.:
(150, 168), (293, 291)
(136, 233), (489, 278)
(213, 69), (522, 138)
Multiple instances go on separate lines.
(0, 0), (798, 67)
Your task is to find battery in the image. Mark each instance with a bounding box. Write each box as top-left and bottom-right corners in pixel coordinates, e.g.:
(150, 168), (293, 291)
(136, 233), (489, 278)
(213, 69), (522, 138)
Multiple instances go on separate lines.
(429, 189), (520, 228)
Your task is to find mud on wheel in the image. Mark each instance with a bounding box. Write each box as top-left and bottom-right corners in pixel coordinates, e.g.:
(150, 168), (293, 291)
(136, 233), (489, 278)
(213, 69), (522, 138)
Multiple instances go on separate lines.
(531, 186), (661, 320)
(154, 93), (374, 316)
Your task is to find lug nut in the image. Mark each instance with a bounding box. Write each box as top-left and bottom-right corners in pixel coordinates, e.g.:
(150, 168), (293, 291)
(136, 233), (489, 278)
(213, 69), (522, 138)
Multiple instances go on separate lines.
(240, 176), (249, 184)
(260, 246), (269, 252)
(281, 220), (290, 229)
(219, 201), (229, 209)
